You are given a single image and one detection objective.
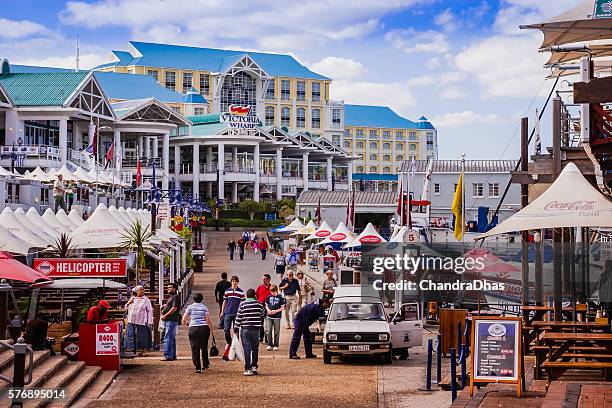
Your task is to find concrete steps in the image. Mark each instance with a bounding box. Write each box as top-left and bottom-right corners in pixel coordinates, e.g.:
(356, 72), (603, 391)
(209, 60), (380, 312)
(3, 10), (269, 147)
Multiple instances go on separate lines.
(70, 370), (117, 407)
(22, 361), (84, 408)
(46, 366), (101, 408)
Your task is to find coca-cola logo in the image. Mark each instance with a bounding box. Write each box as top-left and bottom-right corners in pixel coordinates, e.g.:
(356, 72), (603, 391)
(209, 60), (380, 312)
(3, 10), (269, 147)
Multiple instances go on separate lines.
(360, 235), (382, 244)
(544, 200), (596, 211)
(315, 230), (331, 237)
(329, 233), (346, 241)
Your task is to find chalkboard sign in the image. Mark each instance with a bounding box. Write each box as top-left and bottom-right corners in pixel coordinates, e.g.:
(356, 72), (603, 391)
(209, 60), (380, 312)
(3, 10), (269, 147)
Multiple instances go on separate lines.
(470, 317), (523, 398)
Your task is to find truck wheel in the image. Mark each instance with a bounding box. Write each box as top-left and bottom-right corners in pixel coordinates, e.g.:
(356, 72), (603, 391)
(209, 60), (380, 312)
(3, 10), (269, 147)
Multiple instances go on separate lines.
(323, 350), (332, 364)
(383, 350), (393, 365)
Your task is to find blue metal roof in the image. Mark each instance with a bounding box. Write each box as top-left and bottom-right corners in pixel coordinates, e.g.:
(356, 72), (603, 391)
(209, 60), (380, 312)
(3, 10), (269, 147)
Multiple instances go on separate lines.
(418, 116), (435, 130)
(184, 88), (207, 104)
(94, 71), (185, 102)
(345, 104), (423, 129)
(99, 41), (329, 80)
(353, 173), (398, 181)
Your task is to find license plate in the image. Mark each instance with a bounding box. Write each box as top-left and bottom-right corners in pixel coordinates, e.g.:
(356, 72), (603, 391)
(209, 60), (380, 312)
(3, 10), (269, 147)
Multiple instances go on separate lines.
(348, 345), (370, 352)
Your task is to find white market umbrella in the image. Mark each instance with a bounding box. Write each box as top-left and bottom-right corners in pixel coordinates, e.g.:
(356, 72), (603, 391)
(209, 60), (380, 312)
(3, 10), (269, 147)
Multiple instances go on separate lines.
(319, 222), (356, 244)
(70, 203), (130, 249)
(117, 207), (135, 226)
(303, 221), (333, 241)
(291, 220), (317, 236)
(478, 163), (612, 239)
(0, 225), (34, 255)
(72, 167), (96, 184)
(13, 207), (56, 242)
(344, 223), (387, 248)
(87, 169), (110, 185)
(0, 207), (50, 248)
(26, 208), (61, 239)
(49, 165), (78, 182)
(390, 226), (409, 242)
(67, 209), (84, 226)
(277, 218), (304, 232)
(0, 166), (16, 178)
(108, 205), (131, 228)
(42, 208), (71, 234)
(26, 167), (53, 183)
(56, 209), (79, 229)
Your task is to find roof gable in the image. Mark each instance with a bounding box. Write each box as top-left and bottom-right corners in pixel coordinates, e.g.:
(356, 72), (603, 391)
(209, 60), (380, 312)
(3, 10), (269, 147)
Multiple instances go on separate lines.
(112, 98), (190, 125)
(66, 73), (115, 120)
(0, 83), (11, 108)
(0, 72), (88, 106)
(344, 104), (420, 129)
(95, 71), (185, 103)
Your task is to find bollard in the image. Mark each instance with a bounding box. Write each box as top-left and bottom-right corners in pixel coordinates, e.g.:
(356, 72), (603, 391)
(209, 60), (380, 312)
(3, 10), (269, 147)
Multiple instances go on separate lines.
(464, 317), (471, 348)
(12, 337), (27, 408)
(450, 347), (457, 402)
(457, 321), (462, 351)
(461, 344), (467, 388)
(426, 339), (433, 390)
(436, 334), (442, 384)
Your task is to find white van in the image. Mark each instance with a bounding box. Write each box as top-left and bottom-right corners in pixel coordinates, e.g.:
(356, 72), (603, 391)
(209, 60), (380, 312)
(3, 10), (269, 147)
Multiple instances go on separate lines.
(323, 285), (422, 364)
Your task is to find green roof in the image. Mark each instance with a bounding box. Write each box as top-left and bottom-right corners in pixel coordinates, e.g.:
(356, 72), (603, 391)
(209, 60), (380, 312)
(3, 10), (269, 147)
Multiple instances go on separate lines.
(190, 121), (227, 136)
(0, 72), (88, 106)
(187, 113), (221, 124)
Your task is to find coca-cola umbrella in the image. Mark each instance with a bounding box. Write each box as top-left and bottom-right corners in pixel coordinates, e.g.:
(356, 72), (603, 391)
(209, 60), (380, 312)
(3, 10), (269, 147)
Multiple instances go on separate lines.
(343, 223), (387, 248)
(319, 222), (356, 244)
(0, 252), (52, 283)
(303, 221), (333, 241)
(463, 248), (519, 276)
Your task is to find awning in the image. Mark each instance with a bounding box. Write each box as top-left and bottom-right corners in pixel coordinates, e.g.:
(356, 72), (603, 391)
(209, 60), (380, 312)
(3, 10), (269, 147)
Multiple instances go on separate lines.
(318, 222), (356, 244)
(303, 221), (333, 241)
(0, 251), (52, 283)
(344, 223), (387, 248)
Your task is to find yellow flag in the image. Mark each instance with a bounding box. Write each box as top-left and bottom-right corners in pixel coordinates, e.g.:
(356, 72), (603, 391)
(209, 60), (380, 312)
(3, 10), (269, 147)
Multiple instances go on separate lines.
(451, 172), (463, 240)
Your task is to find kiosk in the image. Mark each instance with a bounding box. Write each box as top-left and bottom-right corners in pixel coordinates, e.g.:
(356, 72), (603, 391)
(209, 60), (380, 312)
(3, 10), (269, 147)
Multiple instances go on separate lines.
(79, 321), (122, 371)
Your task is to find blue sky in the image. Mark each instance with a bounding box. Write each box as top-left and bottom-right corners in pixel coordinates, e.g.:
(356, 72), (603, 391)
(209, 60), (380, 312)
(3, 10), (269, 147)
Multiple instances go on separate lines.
(1, 0), (585, 159)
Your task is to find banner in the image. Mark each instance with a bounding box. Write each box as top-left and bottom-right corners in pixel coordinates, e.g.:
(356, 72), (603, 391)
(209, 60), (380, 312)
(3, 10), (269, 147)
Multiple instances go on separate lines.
(33, 258), (127, 278)
(96, 324), (119, 356)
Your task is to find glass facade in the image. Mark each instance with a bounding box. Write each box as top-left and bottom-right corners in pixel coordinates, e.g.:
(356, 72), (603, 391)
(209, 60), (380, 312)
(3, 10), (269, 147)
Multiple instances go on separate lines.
(311, 108), (321, 128)
(265, 106), (275, 126)
(266, 80), (275, 99)
(220, 71), (256, 112)
(296, 107), (305, 128)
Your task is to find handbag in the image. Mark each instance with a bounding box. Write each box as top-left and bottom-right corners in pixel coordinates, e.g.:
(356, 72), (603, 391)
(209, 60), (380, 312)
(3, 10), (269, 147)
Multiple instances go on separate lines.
(209, 335), (219, 357)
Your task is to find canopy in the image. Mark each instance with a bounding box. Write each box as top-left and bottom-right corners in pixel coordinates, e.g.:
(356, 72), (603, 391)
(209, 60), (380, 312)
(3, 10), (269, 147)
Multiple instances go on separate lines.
(319, 222), (356, 244)
(13, 207), (56, 242)
(108, 205), (131, 228)
(389, 226), (409, 242)
(0, 225), (34, 255)
(67, 209), (84, 226)
(23, 167), (53, 183)
(31, 278), (126, 289)
(87, 169), (110, 185)
(72, 167), (96, 184)
(0, 207), (49, 248)
(0, 166), (15, 178)
(0, 252), (52, 283)
(26, 208), (61, 239)
(117, 207), (135, 226)
(545, 43), (612, 66)
(521, 1), (612, 49)
(478, 163), (612, 239)
(41, 208), (71, 234)
(49, 165), (78, 182)
(276, 218), (304, 232)
(291, 220), (317, 236)
(344, 223), (387, 248)
(463, 248), (519, 275)
(303, 221), (333, 241)
(56, 209), (79, 229)
(69, 203), (131, 249)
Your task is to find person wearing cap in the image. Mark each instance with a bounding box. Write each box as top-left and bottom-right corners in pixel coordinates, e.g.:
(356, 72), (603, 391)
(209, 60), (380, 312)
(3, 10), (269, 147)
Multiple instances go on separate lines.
(279, 270), (300, 329)
(86, 300), (111, 322)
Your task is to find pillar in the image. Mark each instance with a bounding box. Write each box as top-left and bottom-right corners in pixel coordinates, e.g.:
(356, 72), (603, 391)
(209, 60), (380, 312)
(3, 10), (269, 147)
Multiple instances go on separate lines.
(59, 117), (68, 166)
(302, 153), (309, 192)
(217, 143), (225, 200)
(327, 157), (333, 191)
(153, 137), (159, 159)
(192, 143), (200, 200)
(207, 181), (213, 199)
(207, 146), (213, 173)
(138, 136), (144, 157)
(253, 143), (260, 202)
(232, 182), (238, 203)
(232, 146), (238, 172)
(144, 137), (151, 159)
(162, 131), (170, 192)
(5, 110), (23, 145)
(174, 145), (180, 180)
(114, 129), (121, 172)
(348, 161), (353, 191)
(276, 147), (283, 201)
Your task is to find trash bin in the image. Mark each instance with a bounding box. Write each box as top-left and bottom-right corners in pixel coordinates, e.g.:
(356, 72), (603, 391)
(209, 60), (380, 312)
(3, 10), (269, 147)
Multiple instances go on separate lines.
(61, 333), (80, 361)
(224, 222), (231, 232)
(193, 252), (204, 272)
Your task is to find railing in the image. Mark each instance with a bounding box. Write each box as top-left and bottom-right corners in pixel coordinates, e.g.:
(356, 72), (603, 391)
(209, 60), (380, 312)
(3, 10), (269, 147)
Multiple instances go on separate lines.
(122, 157), (162, 168)
(67, 148), (92, 171)
(0, 145), (61, 165)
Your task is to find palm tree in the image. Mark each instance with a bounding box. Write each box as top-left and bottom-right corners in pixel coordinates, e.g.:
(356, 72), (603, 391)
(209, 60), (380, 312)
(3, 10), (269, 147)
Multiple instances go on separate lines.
(119, 220), (153, 283)
(50, 233), (76, 258)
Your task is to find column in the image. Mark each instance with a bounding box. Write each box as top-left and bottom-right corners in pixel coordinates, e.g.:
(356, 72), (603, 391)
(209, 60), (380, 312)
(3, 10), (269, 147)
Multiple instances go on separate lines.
(348, 161), (353, 191)
(162, 131), (170, 192)
(232, 146), (238, 172)
(276, 147), (283, 201)
(232, 182), (238, 203)
(153, 137), (159, 159)
(87, 121), (95, 145)
(253, 143), (260, 202)
(144, 137), (151, 159)
(138, 135), (144, 157)
(207, 181), (213, 199)
(5, 110), (23, 145)
(192, 143), (200, 200)
(113, 129), (121, 172)
(174, 145), (180, 181)
(327, 157), (333, 191)
(59, 117), (68, 166)
(217, 143), (225, 200)
(302, 152), (309, 192)
(207, 146), (213, 173)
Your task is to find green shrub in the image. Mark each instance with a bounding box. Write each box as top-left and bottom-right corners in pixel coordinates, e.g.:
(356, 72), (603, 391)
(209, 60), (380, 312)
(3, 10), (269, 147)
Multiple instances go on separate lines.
(213, 218), (283, 228)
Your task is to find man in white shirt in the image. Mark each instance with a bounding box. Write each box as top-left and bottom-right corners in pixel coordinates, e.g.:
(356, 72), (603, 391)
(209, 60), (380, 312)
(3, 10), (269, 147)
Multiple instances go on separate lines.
(53, 174), (67, 213)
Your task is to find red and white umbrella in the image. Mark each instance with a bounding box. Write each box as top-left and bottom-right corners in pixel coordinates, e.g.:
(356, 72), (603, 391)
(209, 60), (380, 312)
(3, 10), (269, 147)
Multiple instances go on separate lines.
(0, 252), (52, 283)
(344, 223), (387, 248)
(303, 221), (333, 241)
(319, 222), (356, 244)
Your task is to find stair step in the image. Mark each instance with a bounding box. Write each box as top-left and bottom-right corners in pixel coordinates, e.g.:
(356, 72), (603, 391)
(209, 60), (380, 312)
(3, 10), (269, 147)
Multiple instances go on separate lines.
(0, 350), (50, 393)
(0, 349), (15, 372)
(71, 369), (117, 406)
(46, 366), (101, 408)
(0, 340), (14, 354)
(0, 355), (66, 407)
(22, 361), (85, 408)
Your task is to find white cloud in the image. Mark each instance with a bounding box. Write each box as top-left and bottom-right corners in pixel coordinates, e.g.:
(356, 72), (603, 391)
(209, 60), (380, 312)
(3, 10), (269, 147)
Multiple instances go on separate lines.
(330, 79), (417, 113)
(13, 53), (110, 70)
(426, 57), (441, 69)
(434, 8), (456, 32)
(385, 29), (449, 54)
(439, 86), (467, 100)
(328, 19), (380, 40)
(0, 18), (50, 39)
(433, 111), (499, 128)
(311, 57), (367, 80)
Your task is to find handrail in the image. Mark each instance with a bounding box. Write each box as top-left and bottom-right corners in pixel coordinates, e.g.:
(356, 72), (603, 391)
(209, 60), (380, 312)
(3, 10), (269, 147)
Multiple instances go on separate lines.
(0, 338), (34, 386)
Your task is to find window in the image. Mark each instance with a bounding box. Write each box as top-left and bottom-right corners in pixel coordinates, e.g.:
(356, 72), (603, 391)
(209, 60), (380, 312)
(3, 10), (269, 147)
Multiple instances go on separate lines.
(344, 140), (351, 148)
(147, 69), (158, 80)
(489, 183), (499, 197)
(172, 106), (181, 113)
(357, 165), (364, 172)
(396, 155), (404, 161)
(297, 81), (305, 101)
(370, 166), (377, 173)
(383, 143), (391, 150)
(311, 108), (321, 128)
(427, 132), (435, 151)
(369, 130), (378, 139)
(383, 155), (391, 161)
(434, 183), (440, 194)
(265, 106), (275, 126)
(356, 129), (364, 139)
(472, 183), (484, 197)
(281, 80), (290, 100)
(409, 144), (416, 151)
(165, 71), (176, 90)
(182, 72), (193, 93)
(356, 141), (364, 149)
(296, 107), (306, 128)
(369, 154), (378, 161)
(409, 132), (417, 141)
(311, 82), (320, 102)
(331, 135), (341, 146)
(395, 131), (404, 140)
(266, 80), (275, 99)
(383, 130), (391, 139)
(199, 73), (209, 95)
(396, 143), (404, 150)
(219, 71), (256, 112)
(383, 166), (391, 174)
(281, 107), (290, 127)
(332, 109), (341, 129)
(369, 142), (377, 149)
(357, 153), (364, 160)
(194, 107), (205, 116)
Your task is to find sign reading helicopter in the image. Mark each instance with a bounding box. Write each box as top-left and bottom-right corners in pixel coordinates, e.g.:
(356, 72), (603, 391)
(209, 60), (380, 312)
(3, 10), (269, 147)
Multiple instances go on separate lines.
(221, 105), (258, 133)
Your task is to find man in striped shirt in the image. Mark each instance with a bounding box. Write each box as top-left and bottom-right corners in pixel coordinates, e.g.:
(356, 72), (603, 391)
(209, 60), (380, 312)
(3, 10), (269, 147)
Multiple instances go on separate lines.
(219, 276), (245, 347)
(234, 288), (265, 376)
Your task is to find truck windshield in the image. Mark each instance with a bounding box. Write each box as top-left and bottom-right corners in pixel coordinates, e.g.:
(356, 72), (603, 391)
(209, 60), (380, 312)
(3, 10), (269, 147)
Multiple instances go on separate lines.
(328, 303), (386, 321)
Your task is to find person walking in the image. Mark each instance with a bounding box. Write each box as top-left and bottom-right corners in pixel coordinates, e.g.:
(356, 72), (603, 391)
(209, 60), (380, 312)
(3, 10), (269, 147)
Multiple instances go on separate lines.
(322, 270), (337, 300)
(160, 283), (181, 361)
(182, 292), (213, 373)
(227, 239), (236, 261)
(219, 276), (245, 352)
(252, 236), (259, 254)
(66, 181), (75, 212)
(259, 237), (269, 260)
(286, 247), (299, 272)
(289, 298), (331, 359)
(296, 271), (315, 308)
(256, 274), (272, 342)
(274, 250), (286, 281)
(279, 271), (300, 329)
(125, 285), (153, 356)
(237, 237), (246, 260)
(264, 285), (285, 351)
(53, 174), (67, 213)
(214, 273), (231, 318)
(234, 288), (265, 376)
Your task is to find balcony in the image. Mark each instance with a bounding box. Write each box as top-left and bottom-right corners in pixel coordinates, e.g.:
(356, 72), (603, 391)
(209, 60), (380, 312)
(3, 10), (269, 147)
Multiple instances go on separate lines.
(0, 144), (61, 169)
(122, 157), (162, 168)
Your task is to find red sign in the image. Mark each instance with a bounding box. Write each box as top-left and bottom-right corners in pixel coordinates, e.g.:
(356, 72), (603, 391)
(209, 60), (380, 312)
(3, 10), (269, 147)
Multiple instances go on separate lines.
(315, 230), (331, 237)
(329, 233), (347, 241)
(33, 258), (127, 278)
(96, 324), (119, 355)
(360, 235), (382, 244)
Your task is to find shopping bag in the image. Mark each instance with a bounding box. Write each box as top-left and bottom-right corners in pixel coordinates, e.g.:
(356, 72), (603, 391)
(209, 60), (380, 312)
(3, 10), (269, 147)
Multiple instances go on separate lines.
(210, 335), (219, 357)
(228, 333), (244, 362)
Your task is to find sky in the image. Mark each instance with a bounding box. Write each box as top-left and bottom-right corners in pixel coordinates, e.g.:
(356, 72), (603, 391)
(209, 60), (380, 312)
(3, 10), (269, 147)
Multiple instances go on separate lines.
(0, 0), (586, 160)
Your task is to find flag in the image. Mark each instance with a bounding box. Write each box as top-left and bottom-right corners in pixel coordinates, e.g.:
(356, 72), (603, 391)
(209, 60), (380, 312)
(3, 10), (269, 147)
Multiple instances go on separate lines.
(84, 120), (98, 159)
(315, 195), (321, 225)
(115, 142), (122, 172)
(451, 172), (464, 240)
(421, 158), (433, 201)
(534, 108), (541, 155)
(104, 142), (114, 170)
(136, 159), (142, 187)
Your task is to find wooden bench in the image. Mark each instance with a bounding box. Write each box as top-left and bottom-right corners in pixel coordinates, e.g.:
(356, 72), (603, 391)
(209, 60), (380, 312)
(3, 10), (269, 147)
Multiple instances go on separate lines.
(532, 345), (608, 379)
(542, 361), (612, 382)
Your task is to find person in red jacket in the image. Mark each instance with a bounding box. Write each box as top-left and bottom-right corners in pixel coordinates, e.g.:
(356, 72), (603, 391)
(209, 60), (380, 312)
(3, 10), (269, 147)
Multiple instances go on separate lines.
(86, 300), (110, 322)
(255, 274), (272, 342)
(259, 237), (269, 260)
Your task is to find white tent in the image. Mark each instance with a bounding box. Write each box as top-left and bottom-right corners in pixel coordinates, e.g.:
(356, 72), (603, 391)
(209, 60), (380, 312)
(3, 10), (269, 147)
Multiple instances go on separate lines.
(478, 163), (612, 239)
(108, 206), (131, 228)
(0, 166), (16, 178)
(70, 203), (130, 249)
(344, 223), (387, 248)
(0, 225), (34, 255)
(319, 222), (356, 244)
(291, 220), (317, 236)
(117, 207), (135, 226)
(49, 165), (78, 182)
(87, 169), (110, 185)
(303, 221), (334, 241)
(13, 207), (56, 242)
(72, 167), (96, 184)
(390, 226), (409, 242)
(26, 208), (61, 239)
(277, 218), (304, 232)
(42, 208), (71, 234)
(135, 210), (180, 241)
(0, 207), (49, 248)
(67, 209), (84, 226)
(23, 167), (53, 183)
(56, 209), (79, 229)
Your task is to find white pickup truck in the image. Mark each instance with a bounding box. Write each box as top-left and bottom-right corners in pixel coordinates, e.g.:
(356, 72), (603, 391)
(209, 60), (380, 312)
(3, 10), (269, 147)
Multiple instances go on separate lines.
(323, 285), (422, 364)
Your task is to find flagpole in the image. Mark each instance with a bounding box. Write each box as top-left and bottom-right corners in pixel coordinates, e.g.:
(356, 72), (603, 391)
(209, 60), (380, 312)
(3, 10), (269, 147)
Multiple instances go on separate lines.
(95, 117), (99, 207)
(461, 152), (466, 246)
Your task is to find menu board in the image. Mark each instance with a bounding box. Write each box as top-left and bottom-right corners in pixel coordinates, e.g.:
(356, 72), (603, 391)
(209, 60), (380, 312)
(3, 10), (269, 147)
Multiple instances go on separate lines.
(472, 319), (520, 382)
